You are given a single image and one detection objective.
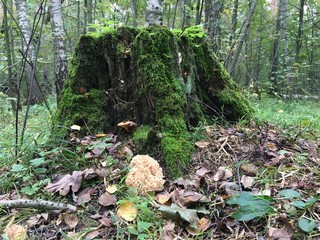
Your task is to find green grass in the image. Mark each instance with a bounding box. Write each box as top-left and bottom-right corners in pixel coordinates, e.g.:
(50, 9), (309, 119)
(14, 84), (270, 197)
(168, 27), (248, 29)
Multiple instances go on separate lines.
(251, 97), (320, 135)
(0, 97), (56, 168)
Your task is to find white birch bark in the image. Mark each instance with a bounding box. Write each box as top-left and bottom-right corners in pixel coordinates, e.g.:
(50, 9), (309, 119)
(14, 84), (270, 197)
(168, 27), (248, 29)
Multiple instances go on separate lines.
(50, 0), (68, 96)
(15, 0), (42, 104)
(146, 0), (163, 25)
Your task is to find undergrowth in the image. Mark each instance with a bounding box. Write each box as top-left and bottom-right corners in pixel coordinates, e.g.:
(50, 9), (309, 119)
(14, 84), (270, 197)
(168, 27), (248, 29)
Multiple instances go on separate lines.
(251, 96), (320, 137)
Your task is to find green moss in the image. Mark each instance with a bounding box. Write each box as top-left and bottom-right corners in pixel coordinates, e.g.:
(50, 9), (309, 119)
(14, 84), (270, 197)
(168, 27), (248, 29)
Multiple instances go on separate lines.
(53, 88), (107, 138)
(54, 26), (251, 178)
(132, 125), (152, 144)
(133, 27), (193, 178)
(161, 133), (194, 177)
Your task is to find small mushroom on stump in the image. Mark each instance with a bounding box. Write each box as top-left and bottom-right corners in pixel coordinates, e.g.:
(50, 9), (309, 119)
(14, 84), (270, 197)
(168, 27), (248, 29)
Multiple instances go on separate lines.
(117, 121), (138, 133)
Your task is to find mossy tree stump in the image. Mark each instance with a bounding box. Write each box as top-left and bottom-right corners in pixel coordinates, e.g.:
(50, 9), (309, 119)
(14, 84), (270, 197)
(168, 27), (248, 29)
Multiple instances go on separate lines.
(54, 26), (252, 177)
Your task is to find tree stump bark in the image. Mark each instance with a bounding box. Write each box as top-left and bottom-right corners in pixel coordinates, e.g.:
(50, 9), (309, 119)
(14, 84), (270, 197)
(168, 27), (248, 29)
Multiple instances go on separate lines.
(53, 26), (252, 177)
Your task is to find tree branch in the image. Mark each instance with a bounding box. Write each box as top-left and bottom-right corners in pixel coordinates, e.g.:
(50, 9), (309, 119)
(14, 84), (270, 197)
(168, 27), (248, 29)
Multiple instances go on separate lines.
(0, 199), (77, 212)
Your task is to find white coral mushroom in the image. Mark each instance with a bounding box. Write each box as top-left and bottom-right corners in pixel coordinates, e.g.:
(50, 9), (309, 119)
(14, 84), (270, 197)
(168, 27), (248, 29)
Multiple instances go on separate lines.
(125, 155), (165, 195)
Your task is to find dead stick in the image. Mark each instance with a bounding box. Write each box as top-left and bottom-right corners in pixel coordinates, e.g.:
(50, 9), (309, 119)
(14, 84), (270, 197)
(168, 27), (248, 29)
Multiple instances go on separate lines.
(0, 199), (77, 212)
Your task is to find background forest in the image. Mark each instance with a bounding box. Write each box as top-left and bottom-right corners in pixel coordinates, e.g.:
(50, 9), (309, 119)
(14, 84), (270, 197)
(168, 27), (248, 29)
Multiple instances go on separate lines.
(1, 0), (320, 239)
(1, 0), (320, 103)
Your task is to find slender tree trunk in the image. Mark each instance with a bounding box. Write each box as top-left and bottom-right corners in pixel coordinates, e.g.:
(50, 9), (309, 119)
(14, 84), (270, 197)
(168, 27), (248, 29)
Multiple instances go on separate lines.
(146, 0), (163, 25)
(166, 3), (171, 27)
(230, 0), (238, 45)
(83, 0), (88, 34)
(295, 0), (305, 62)
(182, 0), (192, 28)
(172, 0), (180, 29)
(50, 0), (68, 97)
(270, 0), (289, 94)
(3, 0), (17, 110)
(131, 0), (138, 27)
(206, 0), (224, 54)
(227, 0), (258, 74)
(77, 0), (80, 39)
(15, 0), (42, 104)
(195, 0), (201, 24)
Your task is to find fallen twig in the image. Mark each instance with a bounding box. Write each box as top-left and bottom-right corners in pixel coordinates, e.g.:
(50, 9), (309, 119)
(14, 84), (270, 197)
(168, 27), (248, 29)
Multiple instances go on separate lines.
(0, 199), (77, 212)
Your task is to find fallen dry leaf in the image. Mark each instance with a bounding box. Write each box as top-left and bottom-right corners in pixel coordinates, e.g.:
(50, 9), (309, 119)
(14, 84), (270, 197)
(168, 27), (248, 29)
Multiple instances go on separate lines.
(156, 191), (171, 204)
(177, 188), (207, 207)
(99, 216), (112, 227)
(173, 177), (190, 188)
(213, 167), (233, 181)
(161, 220), (175, 240)
(98, 192), (117, 206)
(198, 217), (211, 232)
(195, 167), (210, 177)
(84, 229), (104, 240)
(267, 214), (294, 240)
(5, 224), (27, 240)
(64, 212), (79, 229)
(195, 141), (210, 148)
(241, 175), (255, 188)
(223, 182), (241, 196)
(117, 201), (138, 221)
(106, 184), (118, 194)
(267, 142), (278, 151)
(45, 171), (83, 195)
(241, 163), (259, 176)
(186, 226), (201, 236)
(26, 213), (48, 227)
(75, 186), (95, 205)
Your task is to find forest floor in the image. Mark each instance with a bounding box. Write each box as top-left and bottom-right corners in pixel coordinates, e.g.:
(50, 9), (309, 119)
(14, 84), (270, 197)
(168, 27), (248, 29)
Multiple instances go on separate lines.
(0, 97), (320, 240)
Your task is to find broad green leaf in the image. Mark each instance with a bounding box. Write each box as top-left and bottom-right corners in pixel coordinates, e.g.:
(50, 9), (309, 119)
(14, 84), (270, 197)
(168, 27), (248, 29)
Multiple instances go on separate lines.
(137, 233), (150, 240)
(293, 200), (307, 209)
(21, 186), (38, 195)
(137, 221), (153, 233)
(298, 219), (317, 233)
(128, 227), (139, 235)
(30, 157), (47, 167)
(231, 204), (275, 221)
(227, 192), (271, 206)
(279, 189), (301, 199)
(306, 197), (318, 207)
(34, 168), (47, 174)
(283, 203), (297, 216)
(227, 192), (274, 221)
(11, 164), (27, 172)
(159, 204), (201, 227)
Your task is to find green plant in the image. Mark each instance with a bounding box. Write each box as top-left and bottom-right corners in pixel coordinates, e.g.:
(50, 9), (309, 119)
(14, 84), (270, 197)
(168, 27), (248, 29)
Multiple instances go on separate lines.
(279, 189), (319, 233)
(227, 192), (275, 221)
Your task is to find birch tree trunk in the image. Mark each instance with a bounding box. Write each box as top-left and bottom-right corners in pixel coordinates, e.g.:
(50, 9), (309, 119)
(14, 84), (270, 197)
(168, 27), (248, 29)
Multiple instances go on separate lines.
(131, 0), (138, 27)
(295, 0), (305, 62)
(270, 0), (289, 94)
(227, 0), (258, 75)
(145, 0), (163, 25)
(50, 0), (68, 97)
(3, 0), (16, 110)
(206, 0), (224, 54)
(15, 0), (42, 104)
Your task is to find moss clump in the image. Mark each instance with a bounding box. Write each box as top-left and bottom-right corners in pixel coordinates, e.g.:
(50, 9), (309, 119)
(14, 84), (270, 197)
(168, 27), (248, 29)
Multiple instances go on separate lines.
(132, 125), (152, 146)
(161, 133), (194, 176)
(53, 88), (107, 138)
(133, 27), (193, 177)
(54, 26), (252, 178)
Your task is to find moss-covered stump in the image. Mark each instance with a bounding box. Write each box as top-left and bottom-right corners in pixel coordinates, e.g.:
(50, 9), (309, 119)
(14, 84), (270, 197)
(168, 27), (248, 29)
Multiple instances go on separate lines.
(54, 26), (252, 177)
